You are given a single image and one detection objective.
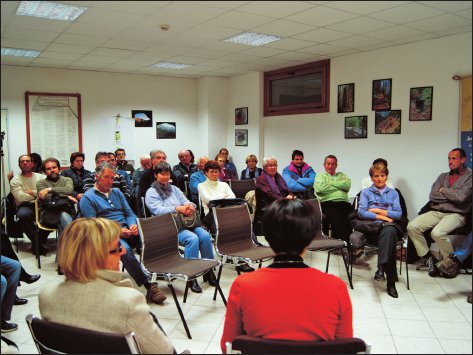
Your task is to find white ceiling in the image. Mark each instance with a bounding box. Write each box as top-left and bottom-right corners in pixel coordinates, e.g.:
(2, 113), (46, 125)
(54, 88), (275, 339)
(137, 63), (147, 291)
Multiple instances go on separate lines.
(1, 1), (471, 78)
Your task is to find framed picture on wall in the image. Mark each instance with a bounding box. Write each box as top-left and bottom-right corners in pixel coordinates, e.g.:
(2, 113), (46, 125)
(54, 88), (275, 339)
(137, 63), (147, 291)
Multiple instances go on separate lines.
(375, 110), (401, 134)
(344, 115), (367, 139)
(156, 122), (176, 139)
(409, 86), (433, 121)
(338, 83), (355, 113)
(132, 110), (153, 127)
(235, 107), (248, 125)
(235, 129), (248, 146)
(372, 79), (392, 110)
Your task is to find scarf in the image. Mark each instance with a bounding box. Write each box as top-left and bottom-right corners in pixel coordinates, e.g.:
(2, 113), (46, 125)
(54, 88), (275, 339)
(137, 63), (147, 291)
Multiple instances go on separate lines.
(152, 180), (172, 200)
(243, 167), (261, 179)
(262, 171), (285, 197)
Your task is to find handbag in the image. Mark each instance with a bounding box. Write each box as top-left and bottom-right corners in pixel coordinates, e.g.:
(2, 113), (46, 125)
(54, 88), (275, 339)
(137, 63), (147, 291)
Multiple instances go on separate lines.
(172, 210), (202, 231)
(39, 192), (75, 228)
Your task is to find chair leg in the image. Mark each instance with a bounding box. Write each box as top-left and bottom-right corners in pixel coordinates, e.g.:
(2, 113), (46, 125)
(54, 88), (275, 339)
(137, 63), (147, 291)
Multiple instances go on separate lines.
(405, 249), (410, 290)
(325, 251), (331, 273)
(35, 227), (41, 269)
(342, 246), (354, 290)
(183, 281), (190, 303)
(213, 264), (224, 301)
(168, 284), (192, 339)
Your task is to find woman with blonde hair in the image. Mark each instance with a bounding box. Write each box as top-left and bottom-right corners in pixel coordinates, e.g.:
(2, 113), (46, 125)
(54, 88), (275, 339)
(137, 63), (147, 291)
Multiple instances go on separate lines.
(38, 218), (174, 354)
(240, 154), (262, 180)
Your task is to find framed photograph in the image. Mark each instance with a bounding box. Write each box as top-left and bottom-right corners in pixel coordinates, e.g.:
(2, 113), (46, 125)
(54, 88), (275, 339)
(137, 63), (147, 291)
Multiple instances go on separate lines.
(372, 79), (392, 110)
(235, 107), (248, 125)
(409, 86), (433, 121)
(156, 122), (176, 139)
(338, 83), (355, 113)
(375, 110), (401, 134)
(344, 115), (367, 139)
(235, 129), (248, 146)
(132, 110), (152, 127)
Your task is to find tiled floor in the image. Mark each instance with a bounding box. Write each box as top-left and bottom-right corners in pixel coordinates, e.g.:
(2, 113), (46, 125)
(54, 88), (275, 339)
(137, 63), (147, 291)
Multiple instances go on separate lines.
(2, 238), (472, 354)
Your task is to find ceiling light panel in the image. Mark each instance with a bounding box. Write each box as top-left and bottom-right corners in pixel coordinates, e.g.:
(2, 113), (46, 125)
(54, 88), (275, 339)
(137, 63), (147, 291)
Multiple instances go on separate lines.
(224, 32), (283, 46)
(1, 47), (41, 57)
(151, 62), (192, 70)
(16, 1), (87, 21)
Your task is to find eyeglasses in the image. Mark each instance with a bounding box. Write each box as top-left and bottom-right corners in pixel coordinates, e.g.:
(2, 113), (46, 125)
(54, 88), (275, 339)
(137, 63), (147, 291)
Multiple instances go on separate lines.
(266, 164), (278, 168)
(109, 246), (124, 254)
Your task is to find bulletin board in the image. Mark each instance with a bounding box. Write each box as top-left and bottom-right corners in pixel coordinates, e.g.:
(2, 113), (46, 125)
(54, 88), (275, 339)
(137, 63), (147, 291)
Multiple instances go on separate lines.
(459, 76), (472, 169)
(25, 91), (82, 168)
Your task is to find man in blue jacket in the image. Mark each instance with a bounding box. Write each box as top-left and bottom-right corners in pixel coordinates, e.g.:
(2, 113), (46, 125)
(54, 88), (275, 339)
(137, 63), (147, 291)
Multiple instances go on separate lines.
(282, 149), (316, 199)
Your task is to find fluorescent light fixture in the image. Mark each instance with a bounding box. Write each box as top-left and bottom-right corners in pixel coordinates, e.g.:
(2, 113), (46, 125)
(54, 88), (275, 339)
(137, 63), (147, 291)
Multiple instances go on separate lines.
(151, 62), (192, 70)
(224, 32), (282, 46)
(16, 1), (87, 21)
(1, 47), (40, 57)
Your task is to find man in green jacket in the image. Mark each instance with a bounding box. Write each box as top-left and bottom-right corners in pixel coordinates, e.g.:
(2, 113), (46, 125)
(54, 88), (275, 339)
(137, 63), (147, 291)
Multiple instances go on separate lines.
(314, 155), (353, 242)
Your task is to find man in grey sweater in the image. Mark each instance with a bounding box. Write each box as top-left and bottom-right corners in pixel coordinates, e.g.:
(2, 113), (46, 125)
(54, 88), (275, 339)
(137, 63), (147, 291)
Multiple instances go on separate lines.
(407, 148), (472, 276)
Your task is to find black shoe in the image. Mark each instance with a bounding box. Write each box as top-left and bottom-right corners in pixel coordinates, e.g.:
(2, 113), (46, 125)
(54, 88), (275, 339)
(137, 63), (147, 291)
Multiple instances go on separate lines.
(236, 263), (255, 273)
(57, 267), (64, 276)
(189, 279), (202, 293)
(374, 267), (385, 281)
(14, 296), (28, 306)
(427, 256), (439, 277)
(21, 273), (41, 284)
(203, 271), (217, 287)
(1, 321), (18, 333)
(387, 285), (398, 298)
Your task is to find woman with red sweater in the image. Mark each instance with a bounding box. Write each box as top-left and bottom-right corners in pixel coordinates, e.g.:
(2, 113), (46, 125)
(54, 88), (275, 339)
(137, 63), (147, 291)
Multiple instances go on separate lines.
(221, 199), (353, 352)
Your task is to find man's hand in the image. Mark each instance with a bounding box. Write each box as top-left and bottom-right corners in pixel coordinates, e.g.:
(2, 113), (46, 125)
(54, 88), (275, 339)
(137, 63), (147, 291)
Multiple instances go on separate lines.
(38, 188), (50, 200)
(67, 195), (78, 204)
(24, 189), (36, 197)
(369, 208), (387, 216)
(120, 228), (133, 238)
(129, 224), (139, 236)
(77, 193), (83, 201)
(376, 214), (393, 223)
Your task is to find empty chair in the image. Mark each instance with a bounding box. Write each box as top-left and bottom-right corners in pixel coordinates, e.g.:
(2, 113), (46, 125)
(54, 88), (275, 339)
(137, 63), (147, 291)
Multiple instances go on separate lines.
(26, 314), (142, 354)
(137, 212), (226, 339)
(226, 335), (371, 354)
(229, 179), (256, 199)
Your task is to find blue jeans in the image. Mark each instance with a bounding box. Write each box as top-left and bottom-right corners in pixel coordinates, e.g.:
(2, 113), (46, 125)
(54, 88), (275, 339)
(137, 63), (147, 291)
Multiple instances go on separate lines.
(178, 227), (214, 259)
(1, 256), (21, 321)
(120, 237), (149, 286)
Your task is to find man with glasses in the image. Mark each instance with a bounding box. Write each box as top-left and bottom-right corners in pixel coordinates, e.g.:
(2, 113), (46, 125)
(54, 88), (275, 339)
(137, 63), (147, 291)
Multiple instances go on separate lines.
(10, 154), (47, 254)
(80, 162), (166, 305)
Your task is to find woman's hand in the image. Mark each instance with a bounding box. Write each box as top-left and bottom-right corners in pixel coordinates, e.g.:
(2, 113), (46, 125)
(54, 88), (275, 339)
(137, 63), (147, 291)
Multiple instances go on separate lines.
(176, 205), (194, 216)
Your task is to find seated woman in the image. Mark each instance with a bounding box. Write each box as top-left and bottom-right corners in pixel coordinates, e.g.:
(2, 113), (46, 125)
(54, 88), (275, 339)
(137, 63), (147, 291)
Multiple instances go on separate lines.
(254, 156), (294, 233)
(358, 162), (403, 298)
(60, 152), (93, 201)
(38, 218), (174, 354)
(220, 199), (353, 352)
(198, 160), (236, 227)
(240, 154), (262, 180)
(145, 161), (216, 293)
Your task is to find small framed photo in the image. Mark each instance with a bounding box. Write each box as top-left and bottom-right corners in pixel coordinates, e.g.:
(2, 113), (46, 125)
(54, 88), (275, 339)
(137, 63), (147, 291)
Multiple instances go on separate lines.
(375, 110), (401, 134)
(235, 107), (248, 125)
(345, 115), (367, 139)
(372, 79), (392, 110)
(235, 129), (248, 146)
(156, 122), (176, 139)
(132, 110), (153, 127)
(409, 86), (433, 121)
(338, 83), (354, 113)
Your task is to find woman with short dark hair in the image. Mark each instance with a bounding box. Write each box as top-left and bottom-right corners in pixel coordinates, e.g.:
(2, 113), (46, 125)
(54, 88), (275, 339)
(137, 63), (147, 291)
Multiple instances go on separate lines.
(220, 199), (353, 352)
(60, 152), (92, 201)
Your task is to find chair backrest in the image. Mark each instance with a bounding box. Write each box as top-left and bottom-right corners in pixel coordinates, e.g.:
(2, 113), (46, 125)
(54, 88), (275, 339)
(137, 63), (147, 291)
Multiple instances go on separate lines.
(137, 213), (179, 264)
(227, 335), (370, 354)
(26, 314), (141, 354)
(140, 196), (148, 218)
(229, 179), (256, 199)
(34, 199), (58, 232)
(213, 204), (253, 246)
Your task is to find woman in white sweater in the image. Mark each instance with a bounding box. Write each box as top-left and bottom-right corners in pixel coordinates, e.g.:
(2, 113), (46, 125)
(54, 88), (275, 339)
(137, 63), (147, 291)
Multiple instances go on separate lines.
(198, 160), (236, 217)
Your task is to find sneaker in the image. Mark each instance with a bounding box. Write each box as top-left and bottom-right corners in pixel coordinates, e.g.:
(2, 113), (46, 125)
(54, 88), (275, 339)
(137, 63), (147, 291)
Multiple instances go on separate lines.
(1, 321), (18, 333)
(437, 254), (460, 278)
(147, 283), (167, 305)
(427, 256), (440, 277)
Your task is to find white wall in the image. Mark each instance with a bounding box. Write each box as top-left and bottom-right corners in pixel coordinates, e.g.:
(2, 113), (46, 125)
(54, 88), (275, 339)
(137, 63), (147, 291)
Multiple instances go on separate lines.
(1, 32), (471, 218)
(1, 67), (199, 171)
(262, 32), (472, 218)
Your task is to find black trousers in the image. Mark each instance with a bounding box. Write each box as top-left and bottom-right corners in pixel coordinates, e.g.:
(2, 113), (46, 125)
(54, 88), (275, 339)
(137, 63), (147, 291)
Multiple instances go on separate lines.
(367, 225), (399, 282)
(320, 201), (353, 242)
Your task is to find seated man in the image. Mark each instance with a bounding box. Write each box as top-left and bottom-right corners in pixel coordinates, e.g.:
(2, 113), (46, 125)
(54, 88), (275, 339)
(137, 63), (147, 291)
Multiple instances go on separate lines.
(282, 149), (316, 199)
(60, 152), (93, 201)
(108, 151), (132, 189)
(172, 150), (198, 196)
(219, 148), (238, 179)
(138, 149), (178, 200)
(115, 148), (135, 177)
(132, 154), (152, 195)
(437, 231), (472, 278)
(407, 148), (472, 277)
(10, 154), (47, 254)
(83, 151), (132, 202)
(1, 256), (21, 332)
(314, 155), (353, 242)
(216, 154), (238, 182)
(189, 156), (209, 206)
(79, 162), (166, 305)
(36, 157), (76, 239)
